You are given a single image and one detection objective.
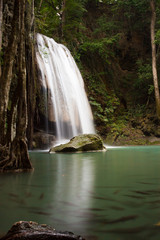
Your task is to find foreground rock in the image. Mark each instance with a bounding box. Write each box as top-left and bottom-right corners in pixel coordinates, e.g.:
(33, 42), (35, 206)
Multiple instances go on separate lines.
(0, 221), (85, 240)
(50, 134), (106, 153)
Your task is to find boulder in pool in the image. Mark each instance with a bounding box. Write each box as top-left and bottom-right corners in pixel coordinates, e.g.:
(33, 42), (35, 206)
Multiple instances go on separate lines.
(0, 221), (85, 240)
(50, 134), (106, 153)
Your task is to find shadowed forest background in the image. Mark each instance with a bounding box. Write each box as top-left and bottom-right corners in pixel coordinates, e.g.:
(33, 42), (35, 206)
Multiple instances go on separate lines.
(34, 0), (160, 145)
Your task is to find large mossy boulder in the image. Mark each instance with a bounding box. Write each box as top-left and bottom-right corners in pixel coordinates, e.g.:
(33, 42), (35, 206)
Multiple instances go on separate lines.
(50, 134), (105, 153)
(0, 221), (85, 240)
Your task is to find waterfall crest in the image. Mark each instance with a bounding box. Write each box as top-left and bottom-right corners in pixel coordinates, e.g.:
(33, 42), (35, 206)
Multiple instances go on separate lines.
(36, 33), (95, 145)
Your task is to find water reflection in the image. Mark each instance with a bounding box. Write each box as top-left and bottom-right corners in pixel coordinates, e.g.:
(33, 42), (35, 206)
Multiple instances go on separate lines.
(54, 153), (95, 205)
(48, 153), (96, 231)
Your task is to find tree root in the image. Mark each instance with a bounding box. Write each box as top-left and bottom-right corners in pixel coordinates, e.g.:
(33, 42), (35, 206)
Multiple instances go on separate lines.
(0, 138), (33, 172)
(0, 144), (9, 159)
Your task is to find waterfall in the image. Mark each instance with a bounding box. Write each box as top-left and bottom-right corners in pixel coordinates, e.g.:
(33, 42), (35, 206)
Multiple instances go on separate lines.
(36, 33), (95, 145)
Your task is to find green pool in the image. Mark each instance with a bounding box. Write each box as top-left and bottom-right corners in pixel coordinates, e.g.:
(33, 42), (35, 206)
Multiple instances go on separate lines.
(0, 146), (160, 239)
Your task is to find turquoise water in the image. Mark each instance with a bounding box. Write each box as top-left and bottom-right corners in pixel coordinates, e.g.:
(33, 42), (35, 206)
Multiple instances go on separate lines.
(1, 146), (160, 239)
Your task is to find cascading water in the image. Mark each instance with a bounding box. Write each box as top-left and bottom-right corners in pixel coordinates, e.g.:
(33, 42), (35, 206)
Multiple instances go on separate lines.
(36, 33), (95, 145)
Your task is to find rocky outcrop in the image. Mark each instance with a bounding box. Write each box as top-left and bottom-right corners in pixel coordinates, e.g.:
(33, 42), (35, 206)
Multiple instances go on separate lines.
(105, 116), (160, 146)
(50, 134), (106, 153)
(0, 221), (85, 240)
(32, 132), (56, 149)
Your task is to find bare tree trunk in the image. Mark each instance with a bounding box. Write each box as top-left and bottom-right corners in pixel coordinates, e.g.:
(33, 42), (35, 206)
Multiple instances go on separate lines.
(0, 0), (3, 78)
(150, 0), (160, 118)
(16, 0), (27, 139)
(0, 0), (33, 171)
(6, 85), (19, 144)
(26, 0), (36, 149)
(0, 0), (19, 144)
(8, 0), (32, 170)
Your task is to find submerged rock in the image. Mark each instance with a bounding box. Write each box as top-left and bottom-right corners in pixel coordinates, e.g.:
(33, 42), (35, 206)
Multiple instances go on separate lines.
(0, 221), (85, 240)
(50, 134), (106, 153)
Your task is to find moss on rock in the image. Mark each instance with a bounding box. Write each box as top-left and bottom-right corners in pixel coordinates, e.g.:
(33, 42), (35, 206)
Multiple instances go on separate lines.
(50, 134), (106, 153)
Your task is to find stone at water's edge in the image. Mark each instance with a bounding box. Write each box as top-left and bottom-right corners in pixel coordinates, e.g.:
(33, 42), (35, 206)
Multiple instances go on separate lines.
(0, 221), (85, 240)
(50, 134), (106, 153)
(32, 132), (56, 149)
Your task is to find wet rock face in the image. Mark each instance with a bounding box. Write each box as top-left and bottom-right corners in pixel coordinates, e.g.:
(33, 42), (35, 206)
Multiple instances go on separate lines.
(50, 134), (106, 153)
(0, 221), (85, 240)
(32, 132), (56, 150)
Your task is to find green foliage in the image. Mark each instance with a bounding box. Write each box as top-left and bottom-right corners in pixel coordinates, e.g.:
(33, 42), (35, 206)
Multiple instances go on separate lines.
(93, 14), (119, 35)
(148, 84), (154, 96)
(63, 0), (87, 42)
(87, 72), (120, 130)
(35, 0), (87, 43)
(90, 94), (120, 126)
(112, 0), (149, 14)
(90, 97), (108, 123)
(127, 104), (147, 118)
(79, 34), (120, 64)
(35, 3), (60, 39)
(109, 118), (127, 135)
(103, 0), (150, 33)
(79, 40), (110, 63)
(136, 60), (152, 84)
(65, 1), (86, 24)
(34, 0), (160, 140)
(134, 59), (153, 98)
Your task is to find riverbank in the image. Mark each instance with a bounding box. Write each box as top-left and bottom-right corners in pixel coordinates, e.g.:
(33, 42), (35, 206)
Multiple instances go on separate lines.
(105, 127), (160, 146)
(103, 113), (160, 146)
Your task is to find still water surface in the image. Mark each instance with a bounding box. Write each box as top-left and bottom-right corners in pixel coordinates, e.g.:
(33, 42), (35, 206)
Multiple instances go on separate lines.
(1, 146), (160, 239)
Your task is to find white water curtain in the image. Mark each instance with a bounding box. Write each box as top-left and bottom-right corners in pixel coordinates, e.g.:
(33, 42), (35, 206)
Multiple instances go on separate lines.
(36, 33), (95, 143)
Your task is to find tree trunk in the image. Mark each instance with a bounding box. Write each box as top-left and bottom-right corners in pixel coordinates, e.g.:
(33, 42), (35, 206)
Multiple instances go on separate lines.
(0, 0), (3, 78)
(7, 0), (32, 171)
(0, 0), (34, 172)
(6, 85), (19, 144)
(26, 0), (36, 149)
(0, 0), (19, 144)
(150, 0), (160, 118)
(15, 0), (27, 139)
